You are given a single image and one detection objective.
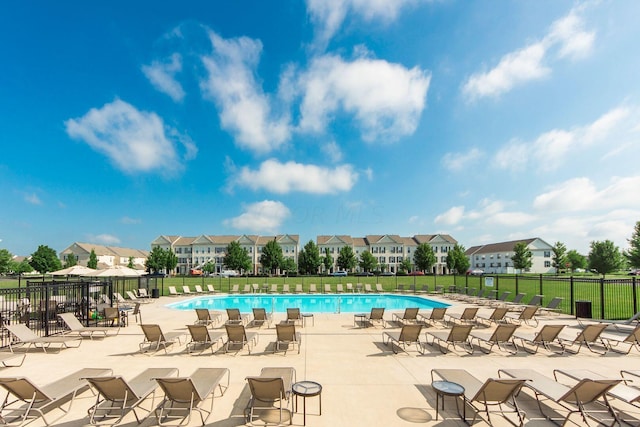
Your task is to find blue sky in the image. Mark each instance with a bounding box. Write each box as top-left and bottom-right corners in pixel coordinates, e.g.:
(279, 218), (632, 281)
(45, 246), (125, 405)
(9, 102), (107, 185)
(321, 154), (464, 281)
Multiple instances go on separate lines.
(2, 1), (640, 257)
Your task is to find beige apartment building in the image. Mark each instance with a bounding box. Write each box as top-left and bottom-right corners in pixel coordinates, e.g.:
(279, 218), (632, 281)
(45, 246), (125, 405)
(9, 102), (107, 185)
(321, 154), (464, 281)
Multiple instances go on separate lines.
(465, 237), (555, 274)
(59, 242), (149, 270)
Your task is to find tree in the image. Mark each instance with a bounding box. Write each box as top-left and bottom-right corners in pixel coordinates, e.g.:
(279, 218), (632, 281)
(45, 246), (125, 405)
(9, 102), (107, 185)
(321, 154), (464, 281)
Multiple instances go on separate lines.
(224, 241), (252, 274)
(589, 240), (623, 277)
(446, 244), (470, 274)
(336, 246), (357, 272)
(551, 241), (567, 273)
(322, 248), (333, 274)
(260, 240), (283, 275)
(145, 246), (166, 274)
(358, 250), (378, 273)
(12, 259), (33, 275)
(625, 221), (640, 269)
(399, 257), (412, 273)
(281, 257), (297, 275)
(566, 250), (587, 272)
(29, 245), (62, 273)
(414, 243), (436, 273)
(127, 256), (135, 269)
(0, 249), (13, 274)
(164, 249), (178, 275)
(63, 253), (78, 268)
(511, 242), (533, 272)
(202, 260), (216, 275)
(87, 249), (98, 269)
(298, 240), (322, 275)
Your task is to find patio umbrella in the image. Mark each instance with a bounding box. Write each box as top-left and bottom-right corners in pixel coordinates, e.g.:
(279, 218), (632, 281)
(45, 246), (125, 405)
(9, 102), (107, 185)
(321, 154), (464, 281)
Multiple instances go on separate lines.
(86, 265), (145, 277)
(50, 265), (98, 276)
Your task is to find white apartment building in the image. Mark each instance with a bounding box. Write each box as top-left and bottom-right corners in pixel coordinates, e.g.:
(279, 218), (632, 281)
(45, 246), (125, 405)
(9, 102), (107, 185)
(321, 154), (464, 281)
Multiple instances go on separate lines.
(316, 234), (457, 274)
(59, 242), (148, 270)
(465, 238), (555, 274)
(150, 234), (300, 275)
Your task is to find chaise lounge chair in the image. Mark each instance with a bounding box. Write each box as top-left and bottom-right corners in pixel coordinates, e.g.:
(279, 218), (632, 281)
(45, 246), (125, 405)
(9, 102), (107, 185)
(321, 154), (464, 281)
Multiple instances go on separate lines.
(382, 324), (424, 354)
(286, 308), (302, 326)
(245, 367), (296, 426)
(155, 368), (230, 426)
(560, 323), (609, 354)
(431, 369), (527, 426)
(476, 307), (509, 326)
(5, 323), (83, 353)
(364, 307), (386, 328)
(186, 325), (225, 354)
(275, 323), (302, 355)
(139, 324), (185, 354)
(58, 312), (118, 339)
(499, 368), (621, 426)
(601, 324), (640, 354)
(224, 324), (259, 354)
(194, 308), (222, 327)
(446, 307), (479, 325)
(226, 308), (250, 325)
(505, 305), (539, 327)
(539, 297), (564, 315)
(0, 368), (112, 426)
(470, 323), (519, 354)
(251, 308), (273, 328)
(513, 324), (566, 354)
(126, 290), (152, 304)
(84, 368), (178, 425)
(392, 307), (420, 325)
(426, 324), (474, 354)
(417, 307), (447, 327)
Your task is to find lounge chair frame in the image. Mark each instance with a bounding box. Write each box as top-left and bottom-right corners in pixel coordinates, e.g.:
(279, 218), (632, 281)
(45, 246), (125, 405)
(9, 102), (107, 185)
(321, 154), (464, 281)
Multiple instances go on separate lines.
(251, 308), (272, 328)
(245, 367), (295, 426)
(602, 325), (640, 354)
(426, 324), (474, 354)
(382, 324), (424, 354)
(417, 307), (447, 327)
(431, 369), (527, 426)
(58, 312), (117, 339)
(224, 324), (259, 354)
(5, 323), (82, 353)
(155, 368), (230, 426)
(392, 307), (420, 325)
(186, 325), (224, 354)
(194, 308), (221, 328)
(470, 324), (519, 354)
(561, 324), (609, 354)
(364, 307), (386, 328)
(514, 324), (566, 354)
(0, 368), (112, 426)
(275, 323), (302, 355)
(446, 307), (479, 326)
(139, 324), (184, 354)
(499, 368), (621, 427)
(84, 367), (177, 425)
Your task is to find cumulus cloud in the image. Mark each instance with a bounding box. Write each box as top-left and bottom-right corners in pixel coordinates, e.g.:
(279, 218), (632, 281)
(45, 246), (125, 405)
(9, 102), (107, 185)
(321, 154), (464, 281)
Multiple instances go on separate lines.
(306, 0), (427, 51)
(441, 148), (483, 172)
(224, 200), (291, 233)
(200, 31), (290, 154)
(463, 6), (595, 100)
(435, 198), (535, 228)
(233, 159), (358, 194)
(494, 106), (638, 172)
(434, 206), (465, 225)
(322, 141), (343, 162)
(88, 234), (121, 245)
(65, 99), (197, 175)
(533, 176), (640, 213)
(296, 54), (430, 142)
(142, 53), (185, 102)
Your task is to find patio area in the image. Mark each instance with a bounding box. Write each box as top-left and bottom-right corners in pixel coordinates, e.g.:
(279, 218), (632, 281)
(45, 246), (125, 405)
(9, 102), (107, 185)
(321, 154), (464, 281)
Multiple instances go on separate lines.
(1, 294), (638, 426)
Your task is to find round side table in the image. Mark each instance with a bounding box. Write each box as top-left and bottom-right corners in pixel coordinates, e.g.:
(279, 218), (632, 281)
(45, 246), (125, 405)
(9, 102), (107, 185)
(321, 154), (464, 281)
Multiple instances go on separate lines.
(431, 380), (465, 421)
(292, 380), (322, 426)
(354, 313), (367, 327)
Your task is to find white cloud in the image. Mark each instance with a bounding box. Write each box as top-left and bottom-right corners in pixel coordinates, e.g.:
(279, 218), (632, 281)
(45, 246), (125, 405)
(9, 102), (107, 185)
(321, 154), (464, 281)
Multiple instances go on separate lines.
(142, 53), (185, 102)
(24, 193), (42, 205)
(485, 211), (537, 227)
(494, 106), (639, 172)
(121, 216), (142, 224)
(434, 206), (465, 225)
(533, 176), (640, 213)
(233, 159), (358, 194)
(65, 99), (196, 175)
(441, 148), (483, 172)
(224, 200), (290, 233)
(463, 7), (594, 100)
(322, 141), (343, 162)
(306, 0), (427, 51)
(88, 234), (121, 245)
(296, 54), (430, 142)
(200, 31), (290, 154)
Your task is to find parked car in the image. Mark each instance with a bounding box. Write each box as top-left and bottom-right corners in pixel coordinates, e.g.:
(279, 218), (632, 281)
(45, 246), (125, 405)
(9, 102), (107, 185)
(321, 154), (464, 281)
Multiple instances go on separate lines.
(407, 271), (425, 276)
(467, 269), (484, 276)
(380, 272), (395, 276)
(332, 271), (348, 277)
(629, 269), (640, 276)
(355, 272), (374, 276)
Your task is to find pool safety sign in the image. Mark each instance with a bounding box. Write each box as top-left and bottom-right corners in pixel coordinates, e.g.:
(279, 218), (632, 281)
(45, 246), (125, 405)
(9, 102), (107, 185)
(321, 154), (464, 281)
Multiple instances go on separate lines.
(485, 276), (494, 287)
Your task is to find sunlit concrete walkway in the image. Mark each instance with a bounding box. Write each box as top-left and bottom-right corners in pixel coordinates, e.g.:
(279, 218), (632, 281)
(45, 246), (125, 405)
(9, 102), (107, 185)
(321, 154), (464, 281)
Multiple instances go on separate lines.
(2, 294), (639, 426)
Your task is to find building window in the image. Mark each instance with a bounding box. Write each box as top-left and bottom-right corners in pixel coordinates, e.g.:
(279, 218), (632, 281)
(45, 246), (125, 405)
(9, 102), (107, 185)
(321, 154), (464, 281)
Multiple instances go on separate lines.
(544, 251), (551, 257)
(544, 261), (551, 267)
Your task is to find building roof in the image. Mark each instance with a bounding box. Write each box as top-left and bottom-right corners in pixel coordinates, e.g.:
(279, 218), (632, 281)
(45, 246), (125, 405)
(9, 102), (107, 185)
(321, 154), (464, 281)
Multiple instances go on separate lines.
(465, 238), (539, 255)
(61, 242), (149, 258)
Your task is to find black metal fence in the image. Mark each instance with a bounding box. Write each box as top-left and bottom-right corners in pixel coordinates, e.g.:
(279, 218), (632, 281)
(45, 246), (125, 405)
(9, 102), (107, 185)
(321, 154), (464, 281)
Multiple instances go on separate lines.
(0, 277), (153, 348)
(448, 274), (639, 321)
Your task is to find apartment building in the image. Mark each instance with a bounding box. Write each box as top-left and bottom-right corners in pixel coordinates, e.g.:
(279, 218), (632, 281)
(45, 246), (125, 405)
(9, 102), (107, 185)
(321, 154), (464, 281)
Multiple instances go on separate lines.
(316, 234), (457, 274)
(465, 237), (555, 274)
(150, 234), (299, 275)
(59, 242), (148, 270)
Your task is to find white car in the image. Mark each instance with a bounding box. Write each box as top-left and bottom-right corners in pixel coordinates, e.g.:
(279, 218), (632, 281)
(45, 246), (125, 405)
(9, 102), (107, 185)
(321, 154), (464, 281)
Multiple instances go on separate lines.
(467, 269), (484, 276)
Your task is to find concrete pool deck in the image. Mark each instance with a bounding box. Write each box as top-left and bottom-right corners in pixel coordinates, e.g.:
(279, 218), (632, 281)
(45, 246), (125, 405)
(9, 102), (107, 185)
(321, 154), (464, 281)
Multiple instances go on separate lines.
(2, 293), (639, 426)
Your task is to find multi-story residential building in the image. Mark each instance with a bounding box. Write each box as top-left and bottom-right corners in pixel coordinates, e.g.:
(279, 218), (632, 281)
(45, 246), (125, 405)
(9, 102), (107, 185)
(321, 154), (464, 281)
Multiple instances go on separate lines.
(316, 234), (457, 274)
(59, 242), (148, 270)
(465, 237), (555, 274)
(150, 234), (299, 275)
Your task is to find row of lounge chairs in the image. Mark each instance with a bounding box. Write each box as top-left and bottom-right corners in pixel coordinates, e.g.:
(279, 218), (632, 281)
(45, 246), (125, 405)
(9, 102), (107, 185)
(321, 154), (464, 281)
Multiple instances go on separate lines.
(430, 367), (640, 426)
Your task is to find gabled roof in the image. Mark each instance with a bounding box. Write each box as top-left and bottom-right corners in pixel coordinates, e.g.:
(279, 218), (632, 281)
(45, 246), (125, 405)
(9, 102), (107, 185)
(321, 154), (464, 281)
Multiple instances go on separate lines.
(465, 238), (539, 255)
(61, 242), (148, 258)
(352, 238), (367, 247)
(317, 235), (353, 245)
(365, 234), (403, 244)
(174, 237), (197, 246)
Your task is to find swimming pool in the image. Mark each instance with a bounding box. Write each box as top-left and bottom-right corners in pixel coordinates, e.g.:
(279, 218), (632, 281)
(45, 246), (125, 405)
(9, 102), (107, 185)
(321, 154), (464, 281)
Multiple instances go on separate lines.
(166, 294), (449, 313)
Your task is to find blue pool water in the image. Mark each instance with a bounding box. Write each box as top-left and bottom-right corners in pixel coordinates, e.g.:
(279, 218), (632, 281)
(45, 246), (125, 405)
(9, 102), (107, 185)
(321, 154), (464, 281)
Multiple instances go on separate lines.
(166, 294), (449, 313)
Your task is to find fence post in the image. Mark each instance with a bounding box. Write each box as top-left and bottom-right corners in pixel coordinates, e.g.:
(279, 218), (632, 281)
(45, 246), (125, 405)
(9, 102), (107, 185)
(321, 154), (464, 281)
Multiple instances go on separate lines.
(599, 277), (605, 319)
(44, 283), (50, 337)
(515, 274), (519, 295)
(539, 274), (543, 298)
(570, 276), (575, 315)
(633, 276), (638, 317)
